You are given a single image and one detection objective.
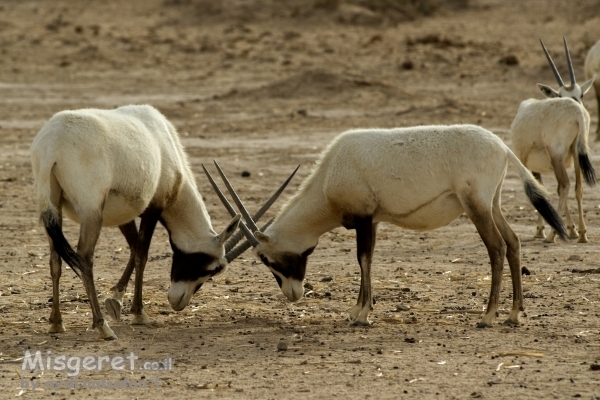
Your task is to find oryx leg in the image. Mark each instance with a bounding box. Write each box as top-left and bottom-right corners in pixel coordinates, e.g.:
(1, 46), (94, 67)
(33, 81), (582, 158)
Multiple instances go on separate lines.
(349, 216), (378, 326)
(105, 220), (138, 321)
(129, 208), (161, 325)
(77, 212), (117, 340)
(545, 154), (577, 242)
(348, 276), (364, 322)
(532, 172), (546, 239)
(461, 195), (506, 328)
(47, 211), (65, 333)
(492, 186), (523, 325)
(573, 151), (588, 243)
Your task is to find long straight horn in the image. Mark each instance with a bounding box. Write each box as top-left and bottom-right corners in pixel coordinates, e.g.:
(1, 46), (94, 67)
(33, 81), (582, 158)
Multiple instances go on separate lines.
(252, 165), (300, 222)
(202, 164), (259, 247)
(540, 39), (564, 87)
(563, 36), (576, 85)
(223, 165), (300, 251)
(213, 161), (260, 233)
(225, 219), (273, 263)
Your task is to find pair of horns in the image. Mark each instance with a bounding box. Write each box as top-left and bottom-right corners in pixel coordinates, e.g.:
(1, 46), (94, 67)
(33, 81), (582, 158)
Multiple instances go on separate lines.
(540, 37), (576, 87)
(202, 161), (299, 263)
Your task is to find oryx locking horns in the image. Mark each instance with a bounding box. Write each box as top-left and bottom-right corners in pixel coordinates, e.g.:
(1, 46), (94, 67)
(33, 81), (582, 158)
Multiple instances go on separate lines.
(204, 125), (567, 328)
(30, 104), (294, 340)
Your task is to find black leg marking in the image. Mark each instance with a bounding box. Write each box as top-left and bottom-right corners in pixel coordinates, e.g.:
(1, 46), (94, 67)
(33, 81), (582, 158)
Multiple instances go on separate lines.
(105, 220), (139, 321)
(47, 213), (65, 333)
(116, 220), (139, 291)
(130, 208), (161, 324)
(350, 215), (377, 326)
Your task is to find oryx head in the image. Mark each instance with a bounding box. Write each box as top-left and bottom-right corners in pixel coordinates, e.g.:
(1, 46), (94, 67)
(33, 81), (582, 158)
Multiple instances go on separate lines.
(203, 161), (307, 302)
(253, 231), (315, 302)
(538, 37), (596, 104)
(167, 164), (297, 312)
(167, 213), (241, 311)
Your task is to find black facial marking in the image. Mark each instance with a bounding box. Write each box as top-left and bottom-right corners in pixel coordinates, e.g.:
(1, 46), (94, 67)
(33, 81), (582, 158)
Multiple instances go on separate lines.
(160, 217), (222, 283)
(169, 240), (221, 282)
(267, 246), (316, 281)
(259, 254), (271, 266)
(193, 283), (203, 294)
(272, 272), (283, 288)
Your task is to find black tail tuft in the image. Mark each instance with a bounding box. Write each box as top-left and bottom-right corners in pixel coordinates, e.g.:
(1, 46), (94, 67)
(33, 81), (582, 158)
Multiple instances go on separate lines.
(41, 210), (87, 279)
(525, 182), (568, 241)
(578, 153), (596, 187)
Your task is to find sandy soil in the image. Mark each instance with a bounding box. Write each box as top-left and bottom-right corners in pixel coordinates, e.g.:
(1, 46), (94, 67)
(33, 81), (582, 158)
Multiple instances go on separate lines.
(2, 0), (600, 398)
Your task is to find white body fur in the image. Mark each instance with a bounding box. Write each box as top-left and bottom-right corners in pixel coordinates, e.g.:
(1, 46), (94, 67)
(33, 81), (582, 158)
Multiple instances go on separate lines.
(31, 105), (238, 339)
(510, 97), (593, 242)
(585, 39), (600, 138)
(32, 105), (213, 246)
(252, 125), (566, 327)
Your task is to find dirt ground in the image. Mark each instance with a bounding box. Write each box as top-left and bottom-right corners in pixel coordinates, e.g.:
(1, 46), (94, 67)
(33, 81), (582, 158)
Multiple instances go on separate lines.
(2, 0), (600, 398)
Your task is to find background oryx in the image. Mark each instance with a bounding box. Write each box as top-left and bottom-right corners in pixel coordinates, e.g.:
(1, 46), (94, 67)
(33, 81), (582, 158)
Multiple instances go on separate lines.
(584, 39), (600, 139)
(206, 125), (567, 328)
(510, 38), (596, 243)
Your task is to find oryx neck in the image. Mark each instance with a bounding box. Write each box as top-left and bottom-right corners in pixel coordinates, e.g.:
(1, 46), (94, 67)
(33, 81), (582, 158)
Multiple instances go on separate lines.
(271, 173), (339, 248)
(161, 180), (215, 253)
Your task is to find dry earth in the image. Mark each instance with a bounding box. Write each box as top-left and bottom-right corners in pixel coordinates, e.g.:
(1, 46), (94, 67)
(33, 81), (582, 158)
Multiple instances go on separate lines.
(1, 0), (600, 398)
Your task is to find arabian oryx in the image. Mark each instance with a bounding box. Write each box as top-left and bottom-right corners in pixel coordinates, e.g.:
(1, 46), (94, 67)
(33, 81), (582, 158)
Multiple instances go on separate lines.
(584, 39), (600, 139)
(30, 104), (294, 340)
(204, 125), (567, 327)
(511, 38), (597, 243)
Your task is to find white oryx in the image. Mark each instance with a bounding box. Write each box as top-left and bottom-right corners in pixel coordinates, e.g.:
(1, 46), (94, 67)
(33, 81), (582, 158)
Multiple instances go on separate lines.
(30, 104), (294, 340)
(511, 38), (597, 243)
(205, 125), (567, 327)
(584, 39), (600, 139)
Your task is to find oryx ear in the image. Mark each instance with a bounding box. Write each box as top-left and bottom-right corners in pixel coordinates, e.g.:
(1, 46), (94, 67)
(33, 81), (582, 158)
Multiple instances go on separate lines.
(537, 83), (560, 98)
(218, 214), (241, 246)
(254, 231), (274, 245)
(581, 75), (596, 96)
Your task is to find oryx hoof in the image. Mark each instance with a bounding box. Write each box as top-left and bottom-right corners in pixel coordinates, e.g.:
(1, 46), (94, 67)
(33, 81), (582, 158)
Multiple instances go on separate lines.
(502, 318), (520, 327)
(578, 235), (589, 244)
(348, 305), (361, 321)
(533, 231), (545, 239)
(104, 298), (123, 321)
(130, 309), (150, 325)
(349, 318), (371, 327)
(568, 228), (579, 239)
(48, 322), (66, 333)
(98, 323), (117, 341)
(476, 321), (493, 329)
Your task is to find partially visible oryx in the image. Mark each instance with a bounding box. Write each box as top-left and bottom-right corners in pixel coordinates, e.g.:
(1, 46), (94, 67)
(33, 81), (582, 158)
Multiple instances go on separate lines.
(30, 104), (293, 340)
(511, 38), (596, 243)
(204, 125), (567, 328)
(584, 39), (600, 139)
